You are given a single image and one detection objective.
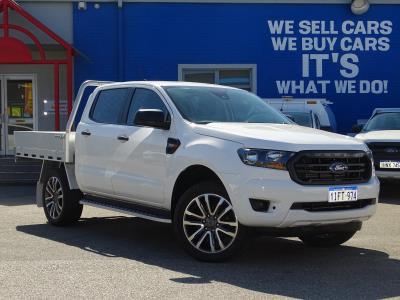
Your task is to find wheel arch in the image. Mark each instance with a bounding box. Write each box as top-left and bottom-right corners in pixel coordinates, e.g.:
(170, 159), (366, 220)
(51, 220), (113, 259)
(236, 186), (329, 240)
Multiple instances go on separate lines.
(170, 164), (227, 218)
(36, 161), (78, 207)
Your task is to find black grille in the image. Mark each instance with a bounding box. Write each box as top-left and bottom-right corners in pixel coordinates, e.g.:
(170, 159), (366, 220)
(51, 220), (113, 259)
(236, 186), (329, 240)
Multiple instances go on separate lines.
(367, 142), (400, 171)
(291, 198), (376, 212)
(288, 151), (372, 185)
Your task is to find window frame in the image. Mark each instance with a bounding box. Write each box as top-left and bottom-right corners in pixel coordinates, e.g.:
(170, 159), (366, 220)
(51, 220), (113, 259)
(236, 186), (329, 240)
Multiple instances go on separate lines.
(178, 64), (257, 93)
(89, 87), (133, 125)
(123, 87), (172, 128)
(314, 114), (321, 129)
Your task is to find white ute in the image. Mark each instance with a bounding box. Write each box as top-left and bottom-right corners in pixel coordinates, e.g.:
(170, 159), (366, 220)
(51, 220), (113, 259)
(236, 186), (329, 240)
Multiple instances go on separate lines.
(265, 98), (337, 132)
(355, 108), (400, 180)
(15, 81), (380, 261)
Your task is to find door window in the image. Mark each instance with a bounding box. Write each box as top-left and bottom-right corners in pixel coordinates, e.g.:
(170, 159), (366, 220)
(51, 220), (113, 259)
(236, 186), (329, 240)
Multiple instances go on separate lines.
(90, 88), (131, 124)
(1, 77), (35, 155)
(127, 88), (169, 126)
(7, 80), (33, 120)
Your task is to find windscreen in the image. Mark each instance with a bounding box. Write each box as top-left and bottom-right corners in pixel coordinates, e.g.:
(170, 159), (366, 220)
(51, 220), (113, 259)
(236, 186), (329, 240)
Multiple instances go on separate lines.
(164, 86), (290, 124)
(286, 112), (312, 127)
(363, 112), (400, 132)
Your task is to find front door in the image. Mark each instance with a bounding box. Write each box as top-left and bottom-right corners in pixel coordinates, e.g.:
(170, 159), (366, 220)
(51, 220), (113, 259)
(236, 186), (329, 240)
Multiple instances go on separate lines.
(0, 75), (36, 156)
(111, 87), (171, 205)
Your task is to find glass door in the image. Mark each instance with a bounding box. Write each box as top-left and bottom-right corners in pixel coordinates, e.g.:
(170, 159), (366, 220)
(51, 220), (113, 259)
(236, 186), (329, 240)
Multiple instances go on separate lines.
(0, 75), (36, 156)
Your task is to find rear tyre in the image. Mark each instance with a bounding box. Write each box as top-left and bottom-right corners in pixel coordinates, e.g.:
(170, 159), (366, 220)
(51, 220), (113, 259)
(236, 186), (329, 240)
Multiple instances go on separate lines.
(299, 231), (357, 247)
(43, 168), (83, 226)
(174, 181), (246, 262)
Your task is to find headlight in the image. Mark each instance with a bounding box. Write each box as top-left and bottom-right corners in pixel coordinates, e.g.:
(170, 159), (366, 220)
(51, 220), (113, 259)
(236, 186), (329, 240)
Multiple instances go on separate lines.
(237, 148), (295, 170)
(366, 149), (375, 171)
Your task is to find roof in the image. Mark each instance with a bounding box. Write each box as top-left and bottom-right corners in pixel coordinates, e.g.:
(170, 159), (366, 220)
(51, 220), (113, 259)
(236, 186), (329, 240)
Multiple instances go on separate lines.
(265, 98), (332, 105)
(99, 81), (240, 89)
(373, 108), (400, 115)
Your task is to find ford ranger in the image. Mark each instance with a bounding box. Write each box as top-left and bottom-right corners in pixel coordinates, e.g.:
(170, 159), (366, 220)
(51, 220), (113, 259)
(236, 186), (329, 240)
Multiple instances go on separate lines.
(15, 81), (380, 261)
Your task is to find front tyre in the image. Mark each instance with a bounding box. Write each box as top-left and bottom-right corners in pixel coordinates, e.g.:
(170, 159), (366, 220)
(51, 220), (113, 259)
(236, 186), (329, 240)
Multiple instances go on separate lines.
(43, 168), (83, 226)
(299, 231), (357, 248)
(174, 181), (246, 262)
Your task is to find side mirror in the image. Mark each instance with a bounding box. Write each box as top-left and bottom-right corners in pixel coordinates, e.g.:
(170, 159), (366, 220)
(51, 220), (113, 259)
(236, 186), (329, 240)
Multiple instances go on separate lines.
(134, 109), (171, 130)
(352, 124), (363, 133)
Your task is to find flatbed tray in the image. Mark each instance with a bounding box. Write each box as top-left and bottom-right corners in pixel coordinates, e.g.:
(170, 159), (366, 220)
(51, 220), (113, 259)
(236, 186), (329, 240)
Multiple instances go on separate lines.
(14, 131), (73, 162)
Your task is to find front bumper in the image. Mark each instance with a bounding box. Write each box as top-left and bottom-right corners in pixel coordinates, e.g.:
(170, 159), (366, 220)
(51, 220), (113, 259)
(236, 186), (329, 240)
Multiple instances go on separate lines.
(376, 170), (400, 179)
(221, 168), (380, 228)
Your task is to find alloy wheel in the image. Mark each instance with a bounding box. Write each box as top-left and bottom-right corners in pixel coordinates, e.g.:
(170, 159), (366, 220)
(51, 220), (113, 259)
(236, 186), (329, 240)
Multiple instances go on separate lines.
(183, 193), (238, 254)
(44, 176), (64, 219)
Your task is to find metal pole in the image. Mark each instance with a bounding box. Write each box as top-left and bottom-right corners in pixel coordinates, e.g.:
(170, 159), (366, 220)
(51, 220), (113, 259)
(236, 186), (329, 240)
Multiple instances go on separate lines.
(67, 47), (73, 116)
(117, 4), (124, 81)
(54, 63), (60, 131)
(3, 0), (9, 37)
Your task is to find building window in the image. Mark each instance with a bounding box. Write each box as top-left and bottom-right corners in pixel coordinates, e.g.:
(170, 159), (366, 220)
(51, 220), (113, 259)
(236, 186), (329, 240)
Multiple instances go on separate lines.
(179, 64), (257, 93)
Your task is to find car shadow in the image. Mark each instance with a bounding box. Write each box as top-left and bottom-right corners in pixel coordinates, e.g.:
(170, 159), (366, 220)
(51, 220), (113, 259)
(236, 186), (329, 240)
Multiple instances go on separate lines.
(0, 185), (35, 206)
(379, 182), (399, 204)
(17, 216), (400, 299)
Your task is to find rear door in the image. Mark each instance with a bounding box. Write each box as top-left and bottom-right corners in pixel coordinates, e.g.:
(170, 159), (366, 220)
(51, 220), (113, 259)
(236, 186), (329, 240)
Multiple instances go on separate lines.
(75, 87), (132, 196)
(111, 87), (172, 205)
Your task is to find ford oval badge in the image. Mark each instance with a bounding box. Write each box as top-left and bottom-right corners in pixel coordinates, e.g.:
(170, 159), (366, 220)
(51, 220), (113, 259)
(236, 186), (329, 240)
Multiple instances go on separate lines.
(329, 162), (349, 174)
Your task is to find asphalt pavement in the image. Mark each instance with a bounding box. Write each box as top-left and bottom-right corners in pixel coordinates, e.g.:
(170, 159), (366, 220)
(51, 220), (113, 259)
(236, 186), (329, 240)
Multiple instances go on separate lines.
(0, 183), (399, 299)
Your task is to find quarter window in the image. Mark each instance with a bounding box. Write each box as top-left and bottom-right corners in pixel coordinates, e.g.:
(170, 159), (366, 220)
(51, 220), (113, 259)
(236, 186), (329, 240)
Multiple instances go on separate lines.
(90, 88), (131, 124)
(127, 88), (169, 126)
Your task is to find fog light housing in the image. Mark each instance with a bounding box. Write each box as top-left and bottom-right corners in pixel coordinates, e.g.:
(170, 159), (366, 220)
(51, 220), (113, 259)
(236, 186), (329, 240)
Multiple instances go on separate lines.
(249, 199), (270, 212)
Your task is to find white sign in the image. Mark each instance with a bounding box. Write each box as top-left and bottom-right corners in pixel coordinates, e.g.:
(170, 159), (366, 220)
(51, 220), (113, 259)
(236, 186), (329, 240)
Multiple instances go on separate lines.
(267, 20), (392, 95)
(43, 99), (68, 115)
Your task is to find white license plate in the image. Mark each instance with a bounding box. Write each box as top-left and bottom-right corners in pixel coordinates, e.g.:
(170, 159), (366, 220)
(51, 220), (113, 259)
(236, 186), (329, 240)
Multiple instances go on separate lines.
(328, 186), (358, 202)
(380, 161), (400, 169)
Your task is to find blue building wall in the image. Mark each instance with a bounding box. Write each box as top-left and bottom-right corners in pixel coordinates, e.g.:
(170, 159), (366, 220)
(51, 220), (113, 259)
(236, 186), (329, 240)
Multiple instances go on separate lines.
(73, 3), (400, 133)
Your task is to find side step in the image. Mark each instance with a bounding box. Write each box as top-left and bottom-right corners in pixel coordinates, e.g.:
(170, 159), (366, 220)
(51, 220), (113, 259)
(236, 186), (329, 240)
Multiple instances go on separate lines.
(80, 196), (172, 224)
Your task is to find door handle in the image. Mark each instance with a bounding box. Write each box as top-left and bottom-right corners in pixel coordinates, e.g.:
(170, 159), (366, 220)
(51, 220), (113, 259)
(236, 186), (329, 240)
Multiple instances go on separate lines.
(117, 135), (129, 142)
(81, 130), (91, 136)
